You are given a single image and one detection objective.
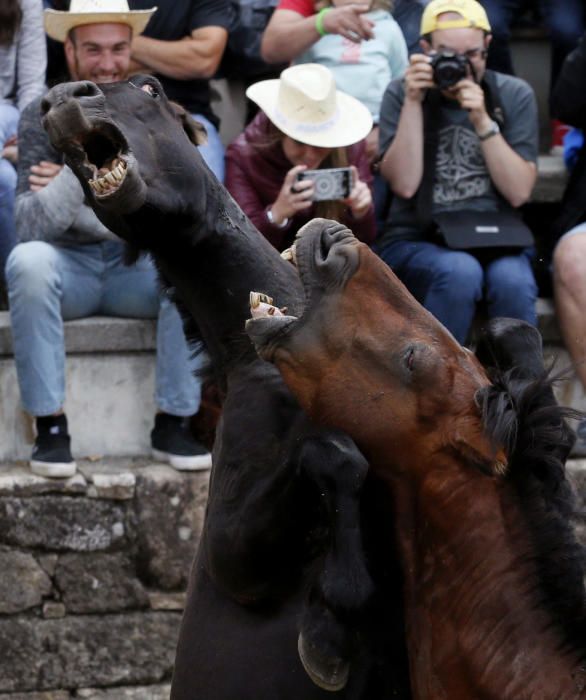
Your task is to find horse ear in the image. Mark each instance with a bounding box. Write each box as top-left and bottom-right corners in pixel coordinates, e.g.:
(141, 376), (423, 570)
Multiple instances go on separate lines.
(475, 318), (544, 379)
(169, 101), (208, 146)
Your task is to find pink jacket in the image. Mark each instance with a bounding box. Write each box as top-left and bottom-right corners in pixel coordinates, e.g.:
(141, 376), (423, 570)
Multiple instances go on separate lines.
(225, 112), (376, 252)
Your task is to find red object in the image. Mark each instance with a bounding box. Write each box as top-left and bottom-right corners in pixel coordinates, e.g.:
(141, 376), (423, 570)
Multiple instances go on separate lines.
(276, 0), (313, 15)
(551, 118), (571, 150)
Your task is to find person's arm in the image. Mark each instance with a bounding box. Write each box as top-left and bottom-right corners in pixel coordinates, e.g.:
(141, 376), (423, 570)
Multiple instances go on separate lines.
(261, 5), (374, 64)
(131, 26), (228, 80)
(15, 100), (86, 243)
(15, 0), (47, 110)
(551, 32), (586, 128)
(379, 55), (432, 199)
(225, 148), (293, 250)
(456, 78), (537, 208)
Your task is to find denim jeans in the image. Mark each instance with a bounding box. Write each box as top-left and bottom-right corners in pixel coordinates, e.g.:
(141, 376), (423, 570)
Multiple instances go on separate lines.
(193, 113), (225, 183)
(0, 104), (19, 280)
(482, 0), (584, 89)
(378, 239), (538, 343)
(5, 240), (203, 417)
(393, 0), (427, 55)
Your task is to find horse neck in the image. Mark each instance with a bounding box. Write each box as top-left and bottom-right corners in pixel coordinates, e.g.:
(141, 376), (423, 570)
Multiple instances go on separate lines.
(138, 175), (303, 372)
(389, 462), (586, 700)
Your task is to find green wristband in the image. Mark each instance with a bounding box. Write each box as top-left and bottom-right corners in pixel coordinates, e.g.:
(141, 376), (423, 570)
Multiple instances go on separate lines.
(315, 7), (332, 37)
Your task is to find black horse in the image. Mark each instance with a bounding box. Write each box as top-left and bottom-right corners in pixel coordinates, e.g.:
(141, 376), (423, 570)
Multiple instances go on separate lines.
(40, 76), (411, 699)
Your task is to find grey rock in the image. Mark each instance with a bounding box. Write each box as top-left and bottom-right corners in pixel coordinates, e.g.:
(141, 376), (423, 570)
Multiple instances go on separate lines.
(0, 496), (133, 551)
(0, 467), (87, 497)
(38, 554), (58, 578)
(42, 602), (66, 619)
(86, 472), (136, 500)
(0, 550), (52, 613)
(76, 684), (171, 699)
(0, 612), (180, 692)
(0, 692), (70, 699)
(55, 553), (148, 613)
(134, 465), (209, 589)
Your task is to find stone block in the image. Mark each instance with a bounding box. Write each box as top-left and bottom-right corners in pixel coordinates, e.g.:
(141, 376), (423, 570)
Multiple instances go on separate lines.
(0, 496), (133, 551)
(0, 692), (70, 700)
(86, 472), (136, 501)
(147, 591), (186, 611)
(0, 612), (180, 693)
(134, 465), (209, 590)
(0, 467), (87, 497)
(55, 553), (148, 613)
(0, 550), (52, 614)
(76, 684), (171, 699)
(42, 602), (66, 619)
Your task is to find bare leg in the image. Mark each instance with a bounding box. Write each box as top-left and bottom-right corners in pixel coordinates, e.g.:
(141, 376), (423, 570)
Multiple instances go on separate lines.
(553, 231), (586, 390)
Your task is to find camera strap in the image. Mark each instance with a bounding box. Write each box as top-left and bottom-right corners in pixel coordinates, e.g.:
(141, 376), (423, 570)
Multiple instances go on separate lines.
(414, 70), (505, 232)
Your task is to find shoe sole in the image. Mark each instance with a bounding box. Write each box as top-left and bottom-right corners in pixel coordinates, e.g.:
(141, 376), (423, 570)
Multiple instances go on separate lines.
(30, 460), (77, 479)
(152, 449), (212, 471)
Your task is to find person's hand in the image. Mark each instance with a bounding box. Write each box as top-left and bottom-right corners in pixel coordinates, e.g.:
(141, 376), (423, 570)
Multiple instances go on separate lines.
(270, 164), (314, 224)
(452, 78), (490, 130)
(404, 53), (434, 103)
(29, 161), (63, 191)
(343, 165), (372, 219)
(365, 126), (379, 166)
(322, 4), (375, 43)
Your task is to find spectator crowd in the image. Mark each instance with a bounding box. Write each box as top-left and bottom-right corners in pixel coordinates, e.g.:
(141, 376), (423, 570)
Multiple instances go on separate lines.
(2, 0), (586, 474)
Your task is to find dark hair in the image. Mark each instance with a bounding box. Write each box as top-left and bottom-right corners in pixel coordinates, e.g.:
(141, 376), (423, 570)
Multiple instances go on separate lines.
(0, 0), (23, 46)
(255, 119), (349, 222)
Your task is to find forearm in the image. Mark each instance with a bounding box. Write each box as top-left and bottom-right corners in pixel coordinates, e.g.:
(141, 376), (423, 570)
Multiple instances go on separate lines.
(261, 14), (320, 64)
(15, 167), (85, 243)
(481, 136), (537, 207)
(131, 35), (223, 80)
(380, 99), (424, 199)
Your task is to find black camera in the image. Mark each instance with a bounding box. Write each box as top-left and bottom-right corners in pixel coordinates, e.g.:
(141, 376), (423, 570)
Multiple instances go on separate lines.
(431, 51), (470, 90)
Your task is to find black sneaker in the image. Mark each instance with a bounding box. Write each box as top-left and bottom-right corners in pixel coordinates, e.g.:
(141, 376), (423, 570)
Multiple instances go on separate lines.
(151, 413), (212, 471)
(31, 414), (77, 479)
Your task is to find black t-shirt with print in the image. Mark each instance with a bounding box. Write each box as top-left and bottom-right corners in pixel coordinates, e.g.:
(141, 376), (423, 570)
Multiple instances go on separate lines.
(130, 0), (230, 125)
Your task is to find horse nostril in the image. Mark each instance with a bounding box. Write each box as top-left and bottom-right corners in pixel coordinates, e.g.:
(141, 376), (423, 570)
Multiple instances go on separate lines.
(71, 81), (101, 98)
(40, 96), (52, 117)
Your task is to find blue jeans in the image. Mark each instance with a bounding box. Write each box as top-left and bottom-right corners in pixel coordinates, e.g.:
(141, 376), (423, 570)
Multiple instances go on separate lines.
(5, 240), (203, 417)
(0, 104), (19, 280)
(379, 239), (538, 343)
(482, 0), (584, 88)
(193, 113), (225, 183)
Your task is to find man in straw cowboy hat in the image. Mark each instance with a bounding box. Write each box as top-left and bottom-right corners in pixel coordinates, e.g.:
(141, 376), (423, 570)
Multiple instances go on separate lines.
(377, 0), (539, 346)
(4, 0), (213, 478)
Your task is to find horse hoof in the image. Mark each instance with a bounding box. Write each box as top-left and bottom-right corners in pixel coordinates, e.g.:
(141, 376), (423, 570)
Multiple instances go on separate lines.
(297, 632), (350, 692)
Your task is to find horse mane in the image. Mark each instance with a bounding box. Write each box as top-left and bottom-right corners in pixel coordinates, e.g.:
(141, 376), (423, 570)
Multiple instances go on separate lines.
(476, 369), (586, 648)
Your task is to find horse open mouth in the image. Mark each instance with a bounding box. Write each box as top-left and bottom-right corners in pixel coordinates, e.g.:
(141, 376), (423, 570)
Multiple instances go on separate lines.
(74, 123), (130, 199)
(246, 219), (358, 359)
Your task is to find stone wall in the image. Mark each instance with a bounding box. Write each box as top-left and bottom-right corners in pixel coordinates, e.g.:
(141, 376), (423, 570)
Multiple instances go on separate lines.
(0, 460), (210, 698)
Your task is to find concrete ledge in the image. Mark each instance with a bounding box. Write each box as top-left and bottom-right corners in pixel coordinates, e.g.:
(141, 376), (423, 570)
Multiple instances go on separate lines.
(0, 312), (156, 357)
(532, 155), (568, 204)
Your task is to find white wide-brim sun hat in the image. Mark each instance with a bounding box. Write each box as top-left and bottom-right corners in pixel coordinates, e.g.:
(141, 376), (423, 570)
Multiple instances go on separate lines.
(45, 0), (157, 43)
(246, 63), (373, 149)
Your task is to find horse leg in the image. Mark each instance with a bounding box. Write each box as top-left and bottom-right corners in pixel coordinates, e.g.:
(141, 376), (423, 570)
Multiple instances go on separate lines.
(295, 428), (374, 692)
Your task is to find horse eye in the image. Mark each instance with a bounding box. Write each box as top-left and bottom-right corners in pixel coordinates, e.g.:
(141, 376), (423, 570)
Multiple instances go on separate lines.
(141, 83), (159, 98)
(405, 348), (415, 372)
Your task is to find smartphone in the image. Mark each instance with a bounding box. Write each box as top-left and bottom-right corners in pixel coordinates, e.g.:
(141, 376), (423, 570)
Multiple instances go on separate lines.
(296, 167), (352, 201)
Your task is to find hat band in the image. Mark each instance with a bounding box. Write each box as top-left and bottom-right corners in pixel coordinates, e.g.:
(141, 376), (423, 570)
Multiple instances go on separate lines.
(274, 107), (341, 135)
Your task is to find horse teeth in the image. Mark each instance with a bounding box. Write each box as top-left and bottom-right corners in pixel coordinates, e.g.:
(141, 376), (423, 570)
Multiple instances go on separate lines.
(105, 172), (116, 185)
(281, 248), (293, 261)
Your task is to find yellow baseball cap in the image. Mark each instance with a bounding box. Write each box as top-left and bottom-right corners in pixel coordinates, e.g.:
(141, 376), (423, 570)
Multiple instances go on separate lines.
(420, 0), (491, 36)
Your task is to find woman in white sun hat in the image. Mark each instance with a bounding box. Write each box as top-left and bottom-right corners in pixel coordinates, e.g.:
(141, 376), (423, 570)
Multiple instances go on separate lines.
(225, 63), (376, 251)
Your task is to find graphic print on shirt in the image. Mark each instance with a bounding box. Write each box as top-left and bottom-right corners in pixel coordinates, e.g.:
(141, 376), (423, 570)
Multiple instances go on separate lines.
(341, 36), (361, 63)
(433, 125), (491, 205)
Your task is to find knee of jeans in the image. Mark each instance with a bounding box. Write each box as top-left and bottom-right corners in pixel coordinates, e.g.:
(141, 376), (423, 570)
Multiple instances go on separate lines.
(438, 253), (483, 292)
(5, 242), (59, 297)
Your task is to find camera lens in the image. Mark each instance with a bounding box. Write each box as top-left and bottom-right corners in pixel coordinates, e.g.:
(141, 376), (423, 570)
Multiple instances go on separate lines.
(431, 52), (469, 90)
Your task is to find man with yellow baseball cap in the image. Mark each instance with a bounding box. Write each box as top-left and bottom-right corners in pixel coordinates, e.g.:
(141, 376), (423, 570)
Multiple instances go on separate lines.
(375, 0), (540, 346)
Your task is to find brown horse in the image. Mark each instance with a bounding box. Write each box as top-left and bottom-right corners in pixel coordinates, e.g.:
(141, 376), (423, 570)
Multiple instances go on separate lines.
(247, 218), (586, 700)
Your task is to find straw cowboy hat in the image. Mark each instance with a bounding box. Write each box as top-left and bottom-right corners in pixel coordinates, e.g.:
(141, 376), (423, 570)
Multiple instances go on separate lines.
(45, 0), (157, 43)
(246, 64), (373, 149)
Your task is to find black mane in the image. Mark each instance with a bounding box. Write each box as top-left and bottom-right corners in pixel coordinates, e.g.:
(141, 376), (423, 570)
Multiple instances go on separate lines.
(477, 370), (586, 649)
